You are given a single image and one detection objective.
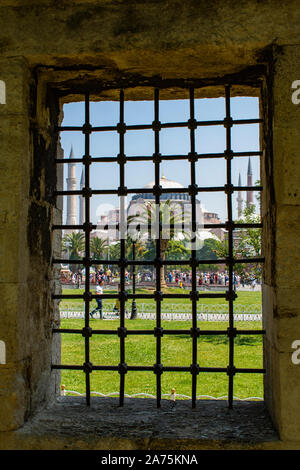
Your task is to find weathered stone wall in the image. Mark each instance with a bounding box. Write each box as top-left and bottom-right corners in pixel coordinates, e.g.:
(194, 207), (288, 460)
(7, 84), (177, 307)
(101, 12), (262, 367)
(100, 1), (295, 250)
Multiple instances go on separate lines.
(0, 57), (32, 431)
(262, 44), (300, 442)
(0, 56), (61, 432)
(0, 0), (300, 449)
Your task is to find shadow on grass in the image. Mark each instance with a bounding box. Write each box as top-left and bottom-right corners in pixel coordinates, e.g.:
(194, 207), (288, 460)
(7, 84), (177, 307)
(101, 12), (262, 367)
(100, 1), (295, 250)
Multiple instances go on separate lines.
(173, 334), (262, 346)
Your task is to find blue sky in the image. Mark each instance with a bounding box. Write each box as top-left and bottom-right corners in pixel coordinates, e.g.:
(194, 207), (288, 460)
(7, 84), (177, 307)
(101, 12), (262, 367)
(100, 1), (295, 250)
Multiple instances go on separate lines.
(59, 96), (260, 224)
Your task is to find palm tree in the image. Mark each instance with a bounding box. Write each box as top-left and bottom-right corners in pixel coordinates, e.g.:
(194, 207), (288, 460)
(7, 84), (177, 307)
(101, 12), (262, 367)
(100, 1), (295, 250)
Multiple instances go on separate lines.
(62, 232), (85, 259)
(90, 237), (107, 261)
(62, 231), (85, 273)
(126, 236), (145, 261)
(109, 241), (121, 260)
(128, 200), (190, 288)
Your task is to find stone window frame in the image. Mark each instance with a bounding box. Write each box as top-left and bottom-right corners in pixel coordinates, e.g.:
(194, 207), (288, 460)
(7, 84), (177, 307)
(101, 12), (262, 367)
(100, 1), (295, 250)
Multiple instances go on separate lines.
(0, 63), (280, 448)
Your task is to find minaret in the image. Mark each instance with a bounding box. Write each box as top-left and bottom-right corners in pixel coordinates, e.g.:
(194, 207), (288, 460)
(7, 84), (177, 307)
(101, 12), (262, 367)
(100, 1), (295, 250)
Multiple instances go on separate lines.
(237, 172), (243, 218)
(66, 145), (77, 225)
(246, 157), (254, 207)
(79, 167), (85, 226)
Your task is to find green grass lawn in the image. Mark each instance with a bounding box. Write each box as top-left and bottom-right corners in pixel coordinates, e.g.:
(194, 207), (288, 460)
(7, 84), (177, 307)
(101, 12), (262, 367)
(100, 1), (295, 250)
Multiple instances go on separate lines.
(58, 315), (264, 401)
(57, 288), (263, 401)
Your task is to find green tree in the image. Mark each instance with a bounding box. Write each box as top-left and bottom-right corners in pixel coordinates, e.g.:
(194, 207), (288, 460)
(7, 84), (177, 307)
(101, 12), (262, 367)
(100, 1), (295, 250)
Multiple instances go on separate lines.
(108, 242), (121, 261)
(62, 231), (85, 273)
(196, 238), (220, 271)
(213, 238), (229, 259)
(166, 239), (189, 260)
(127, 200), (190, 288)
(235, 204), (262, 280)
(126, 237), (145, 261)
(90, 237), (107, 260)
(142, 238), (156, 261)
(196, 238), (219, 260)
(237, 205), (261, 256)
(214, 205), (262, 281)
(103, 238), (145, 275)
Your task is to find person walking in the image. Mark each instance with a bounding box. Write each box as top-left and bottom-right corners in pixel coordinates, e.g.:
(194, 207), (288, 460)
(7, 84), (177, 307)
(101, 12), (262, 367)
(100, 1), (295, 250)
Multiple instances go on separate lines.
(90, 280), (104, 319)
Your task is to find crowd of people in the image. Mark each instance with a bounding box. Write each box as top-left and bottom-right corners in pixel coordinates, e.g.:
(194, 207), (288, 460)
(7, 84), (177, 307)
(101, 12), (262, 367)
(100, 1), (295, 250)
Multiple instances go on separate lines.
(65, 268), (115, 287)
(67, 267), (259, 321)
(64, 267), (259, 290)
(95, 268), (115, 284)
(167, 271), (258, 289)
(87, 268), (258, 320)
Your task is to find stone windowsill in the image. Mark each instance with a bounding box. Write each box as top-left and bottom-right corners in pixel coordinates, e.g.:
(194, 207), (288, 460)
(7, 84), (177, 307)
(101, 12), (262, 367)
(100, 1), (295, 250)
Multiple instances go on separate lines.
(11, 397), (279, 450)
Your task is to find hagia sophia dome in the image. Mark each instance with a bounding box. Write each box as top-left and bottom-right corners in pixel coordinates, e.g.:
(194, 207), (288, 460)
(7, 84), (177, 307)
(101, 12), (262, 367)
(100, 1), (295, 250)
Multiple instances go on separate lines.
(143, 174), (184, 189)
(131, 174), (191, 202)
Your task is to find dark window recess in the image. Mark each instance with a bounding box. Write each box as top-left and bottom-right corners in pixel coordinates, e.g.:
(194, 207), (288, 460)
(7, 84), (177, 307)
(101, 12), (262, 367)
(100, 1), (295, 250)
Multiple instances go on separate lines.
(52, 85), (265, 409)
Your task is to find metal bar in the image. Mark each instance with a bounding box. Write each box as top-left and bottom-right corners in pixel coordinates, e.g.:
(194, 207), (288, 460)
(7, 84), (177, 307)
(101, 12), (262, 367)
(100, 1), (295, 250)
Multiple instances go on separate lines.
(84, 91), (91, 407)
(55, 150), (263, 165)
(119, 89), (126, 407)
(225, 85), (235, 410)
(53, 327), (265, 336)
(52, 256), (265, 267)
(54, 185), (262, 197)
(52, 222), (263, 231)
(52, 364), (266, 373)
(53, 292), (228, 300)
(153, 88), (162, 408)
(56, 158), (88, 164)
(56, 156), (119, 164)
(189, 87), (198, 408)
(56, 118), (262, 134)
(52, 259), (120, 265)
(52, 224), (93, 231)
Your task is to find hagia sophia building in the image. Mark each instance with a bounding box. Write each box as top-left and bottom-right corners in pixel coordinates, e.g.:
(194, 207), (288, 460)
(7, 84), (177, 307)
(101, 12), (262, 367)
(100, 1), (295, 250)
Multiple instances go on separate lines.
(64, 145), (254, 243)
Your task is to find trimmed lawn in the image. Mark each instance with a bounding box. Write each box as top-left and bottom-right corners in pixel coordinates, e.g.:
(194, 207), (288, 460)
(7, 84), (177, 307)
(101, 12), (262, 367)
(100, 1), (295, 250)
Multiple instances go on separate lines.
(58, 316), (264, 401)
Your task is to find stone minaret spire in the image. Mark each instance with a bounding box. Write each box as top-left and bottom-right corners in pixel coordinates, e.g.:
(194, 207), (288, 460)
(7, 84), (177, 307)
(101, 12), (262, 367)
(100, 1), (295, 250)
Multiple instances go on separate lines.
(79, 167), (85, 226)
(246, 157), (254, 207)
(66, 145), (77, 225)
(237, 172), (243, 218)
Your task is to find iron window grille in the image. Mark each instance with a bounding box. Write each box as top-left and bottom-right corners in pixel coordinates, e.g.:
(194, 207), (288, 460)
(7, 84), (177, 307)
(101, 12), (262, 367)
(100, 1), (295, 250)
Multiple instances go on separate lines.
(52, 84), (265, 409)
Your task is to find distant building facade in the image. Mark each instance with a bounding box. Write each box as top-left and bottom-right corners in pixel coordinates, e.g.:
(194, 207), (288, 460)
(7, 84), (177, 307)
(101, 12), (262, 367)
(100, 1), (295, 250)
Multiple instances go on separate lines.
(65, 146), (255, 243)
